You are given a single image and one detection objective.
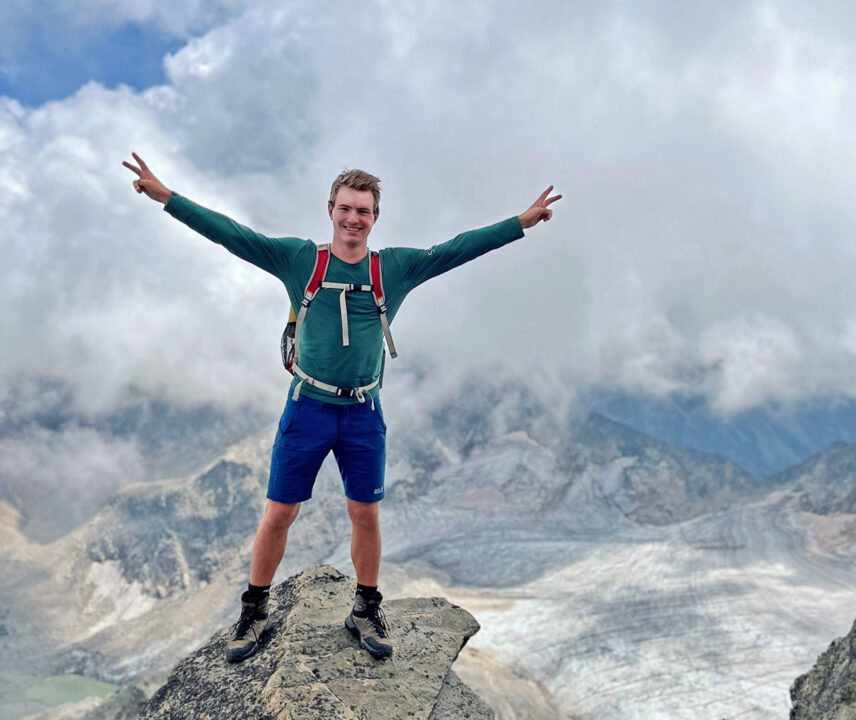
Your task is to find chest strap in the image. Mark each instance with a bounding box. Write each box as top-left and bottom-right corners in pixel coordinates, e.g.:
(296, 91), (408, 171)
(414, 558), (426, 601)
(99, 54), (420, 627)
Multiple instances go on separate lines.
(317, 281), (373, 347)
(292, 245), (397, 366)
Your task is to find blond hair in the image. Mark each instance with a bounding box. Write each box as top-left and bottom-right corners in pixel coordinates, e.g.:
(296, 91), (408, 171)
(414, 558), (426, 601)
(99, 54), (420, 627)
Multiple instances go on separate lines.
(328, 169), (381, 216)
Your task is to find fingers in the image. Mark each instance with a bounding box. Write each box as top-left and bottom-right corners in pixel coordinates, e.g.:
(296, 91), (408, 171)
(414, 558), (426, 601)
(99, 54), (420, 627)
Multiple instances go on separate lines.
(537, 185), (554, 203)
(123, 160), (142, 177)
(545, 193), (562, 206)
(132, 152), (150, 173)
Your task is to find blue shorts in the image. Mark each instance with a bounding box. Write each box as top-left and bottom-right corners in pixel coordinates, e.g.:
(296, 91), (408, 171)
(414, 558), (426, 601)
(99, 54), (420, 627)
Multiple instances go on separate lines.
(267, 394), (386, 504)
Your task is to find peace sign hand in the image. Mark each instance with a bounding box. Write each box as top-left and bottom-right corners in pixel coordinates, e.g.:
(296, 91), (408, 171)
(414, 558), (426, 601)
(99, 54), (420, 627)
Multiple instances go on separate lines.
(519, 185), (562, 229)
(122, 152), (172, 204)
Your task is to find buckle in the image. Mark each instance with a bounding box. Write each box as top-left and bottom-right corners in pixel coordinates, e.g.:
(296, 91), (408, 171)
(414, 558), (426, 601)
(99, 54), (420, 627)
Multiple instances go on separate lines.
(336, 387), (357, 398)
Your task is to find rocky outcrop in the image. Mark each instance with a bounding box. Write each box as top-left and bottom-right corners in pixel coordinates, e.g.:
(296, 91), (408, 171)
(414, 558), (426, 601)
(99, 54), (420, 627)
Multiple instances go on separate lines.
(791, 616), (856, 719)
(83, 459), (264, 597)
(776, 441), (856, 515)
(140, 565), (492, 720)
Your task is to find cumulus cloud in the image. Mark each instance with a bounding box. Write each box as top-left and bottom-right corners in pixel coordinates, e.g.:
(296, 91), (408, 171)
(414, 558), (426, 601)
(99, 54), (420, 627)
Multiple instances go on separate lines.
(2, 0), (856, 425)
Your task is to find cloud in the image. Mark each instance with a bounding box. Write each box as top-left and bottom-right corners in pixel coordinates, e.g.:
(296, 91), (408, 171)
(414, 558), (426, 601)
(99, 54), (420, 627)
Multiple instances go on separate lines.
(0, 1), (245, 106)
(0, 424), (146, 542)
(2, 0), (856, 427)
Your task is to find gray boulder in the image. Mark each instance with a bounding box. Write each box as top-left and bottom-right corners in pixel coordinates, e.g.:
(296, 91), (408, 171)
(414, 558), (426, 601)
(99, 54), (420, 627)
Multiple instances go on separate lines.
(141, 565), (493, 720)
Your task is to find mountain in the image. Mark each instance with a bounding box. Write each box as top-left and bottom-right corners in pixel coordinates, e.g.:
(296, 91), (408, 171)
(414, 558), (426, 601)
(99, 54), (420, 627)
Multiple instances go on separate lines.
(381, 404), (766, 588)
(588, 390), (856, 477)
(6, 374), (856, 719)
(0, 377), (268, 543)
(775, 441), (856, 516)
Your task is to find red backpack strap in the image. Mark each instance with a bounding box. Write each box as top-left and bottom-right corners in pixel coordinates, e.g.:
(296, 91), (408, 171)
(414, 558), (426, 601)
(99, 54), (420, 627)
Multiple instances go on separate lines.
(293, 244), (332, 368)
(369, 250), (385, 305)
(304, 244), (331, 301)
(370, 250), (397, 358)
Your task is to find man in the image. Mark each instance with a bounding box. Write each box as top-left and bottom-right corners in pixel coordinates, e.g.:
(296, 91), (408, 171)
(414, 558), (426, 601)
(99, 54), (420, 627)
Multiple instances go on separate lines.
(123, 152), (561, 661)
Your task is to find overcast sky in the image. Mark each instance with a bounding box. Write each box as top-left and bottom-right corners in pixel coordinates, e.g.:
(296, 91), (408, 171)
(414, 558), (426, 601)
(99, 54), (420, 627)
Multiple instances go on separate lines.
(3, 0), (856, 422)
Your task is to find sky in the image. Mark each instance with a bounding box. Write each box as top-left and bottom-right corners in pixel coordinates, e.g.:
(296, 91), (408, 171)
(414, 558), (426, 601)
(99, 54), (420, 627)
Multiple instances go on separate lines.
(3, 0), (856, 427)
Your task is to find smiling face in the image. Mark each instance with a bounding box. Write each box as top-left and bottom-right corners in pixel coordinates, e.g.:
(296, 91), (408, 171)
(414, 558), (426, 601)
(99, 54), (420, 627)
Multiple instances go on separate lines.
(328, 186), (378, 252)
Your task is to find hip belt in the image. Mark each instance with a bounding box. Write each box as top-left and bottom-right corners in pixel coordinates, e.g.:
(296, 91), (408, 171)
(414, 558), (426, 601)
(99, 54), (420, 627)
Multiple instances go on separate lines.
(292, 363), (379, 409)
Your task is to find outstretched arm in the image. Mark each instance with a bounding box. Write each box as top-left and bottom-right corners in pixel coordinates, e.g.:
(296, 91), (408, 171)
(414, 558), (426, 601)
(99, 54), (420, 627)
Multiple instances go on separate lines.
(122, 152), (305, 280)
(387, 184), (563, 296)
(518, 186), (562, 229)
(123, 152), (172, 204)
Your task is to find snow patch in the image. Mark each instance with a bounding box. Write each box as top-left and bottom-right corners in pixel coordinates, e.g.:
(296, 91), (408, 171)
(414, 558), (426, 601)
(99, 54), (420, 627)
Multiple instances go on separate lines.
(83, 561), (156, 638)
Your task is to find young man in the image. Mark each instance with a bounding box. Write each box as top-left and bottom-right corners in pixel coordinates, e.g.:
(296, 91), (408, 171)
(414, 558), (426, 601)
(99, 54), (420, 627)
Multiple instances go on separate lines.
(123, 153), (561, 661)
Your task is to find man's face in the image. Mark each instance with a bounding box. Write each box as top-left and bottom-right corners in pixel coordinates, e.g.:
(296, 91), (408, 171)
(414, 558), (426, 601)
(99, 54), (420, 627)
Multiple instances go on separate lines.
(328, 186), (377, 250)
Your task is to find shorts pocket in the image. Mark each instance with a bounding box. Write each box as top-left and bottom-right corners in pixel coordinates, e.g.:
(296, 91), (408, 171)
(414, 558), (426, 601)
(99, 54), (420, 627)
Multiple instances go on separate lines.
(278, 399), (300, 435)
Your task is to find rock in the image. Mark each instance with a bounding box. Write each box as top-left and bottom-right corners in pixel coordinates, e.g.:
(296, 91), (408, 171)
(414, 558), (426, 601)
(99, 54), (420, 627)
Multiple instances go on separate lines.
(429, 671), (494, 720)
(141, 565), (493, 720)
(791, 616), (856, 719)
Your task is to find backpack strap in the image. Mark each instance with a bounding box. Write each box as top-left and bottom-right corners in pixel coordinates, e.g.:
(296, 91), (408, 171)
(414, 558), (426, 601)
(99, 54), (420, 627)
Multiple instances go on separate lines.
(293, 244), (331, 365)
(370, 250), (397, 358)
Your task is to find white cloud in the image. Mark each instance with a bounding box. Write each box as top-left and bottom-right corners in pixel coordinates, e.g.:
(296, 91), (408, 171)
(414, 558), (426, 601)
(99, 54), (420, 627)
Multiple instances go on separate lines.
(2, 0), (856, 424)
(0, 425), (146, 542)
(698, 315), (803, 412)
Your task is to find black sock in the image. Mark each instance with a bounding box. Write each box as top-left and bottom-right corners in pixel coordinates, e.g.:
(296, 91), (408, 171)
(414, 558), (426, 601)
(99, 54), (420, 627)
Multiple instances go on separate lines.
(247, 583), (270, 601)
(356, 583), (378, 599)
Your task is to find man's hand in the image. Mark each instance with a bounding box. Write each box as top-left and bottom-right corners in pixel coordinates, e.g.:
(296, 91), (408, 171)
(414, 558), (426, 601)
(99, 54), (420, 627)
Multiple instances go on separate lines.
(519, 186), (562, 230)
(123, 152), (172, 205)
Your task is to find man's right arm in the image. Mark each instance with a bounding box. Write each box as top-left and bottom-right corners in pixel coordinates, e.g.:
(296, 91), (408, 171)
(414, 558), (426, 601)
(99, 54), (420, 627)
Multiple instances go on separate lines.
(124, 152), (304, 279)
(164, 193), (303, 278)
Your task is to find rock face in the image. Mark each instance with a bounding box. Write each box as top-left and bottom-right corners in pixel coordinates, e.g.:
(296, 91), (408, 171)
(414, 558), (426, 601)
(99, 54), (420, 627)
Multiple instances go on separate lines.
(776, 441), (856, 515)
(569, 412), (763, 525)
(83, 459), (264, 597)
(141, 565), (492, 720)
(791, 615), (856, 719)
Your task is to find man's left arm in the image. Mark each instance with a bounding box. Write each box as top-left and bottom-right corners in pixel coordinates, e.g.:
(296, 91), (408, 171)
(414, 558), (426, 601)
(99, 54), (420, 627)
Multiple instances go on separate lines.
(392, 186), (562, 292)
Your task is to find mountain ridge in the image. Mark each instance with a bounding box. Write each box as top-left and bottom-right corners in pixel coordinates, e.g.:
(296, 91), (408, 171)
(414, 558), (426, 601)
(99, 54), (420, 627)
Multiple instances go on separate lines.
(5, 383), (856, 719)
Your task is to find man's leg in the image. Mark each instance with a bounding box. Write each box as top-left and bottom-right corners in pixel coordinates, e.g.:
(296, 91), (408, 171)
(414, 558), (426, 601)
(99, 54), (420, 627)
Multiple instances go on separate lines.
(336, 400), (391, 658)
(227, 500), (301, 663)
(344, 498), (391, 658)
(347, 498), (380, 586)
(250, 499), (301, 586)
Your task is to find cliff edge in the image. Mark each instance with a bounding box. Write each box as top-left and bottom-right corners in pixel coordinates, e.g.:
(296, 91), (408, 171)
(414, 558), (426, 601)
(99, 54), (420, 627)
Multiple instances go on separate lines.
(140, 565), (493, 720)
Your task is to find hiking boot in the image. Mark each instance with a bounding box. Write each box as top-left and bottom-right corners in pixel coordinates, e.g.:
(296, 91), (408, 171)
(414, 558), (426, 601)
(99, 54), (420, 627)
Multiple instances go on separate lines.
(345, 590), (393, 659)
(226, 590), (269, 663)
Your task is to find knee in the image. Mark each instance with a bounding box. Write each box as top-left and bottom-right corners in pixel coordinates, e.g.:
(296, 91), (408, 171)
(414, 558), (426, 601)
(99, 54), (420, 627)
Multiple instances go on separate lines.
(262, 501), (300, 533)
(348, 500), (379, 531)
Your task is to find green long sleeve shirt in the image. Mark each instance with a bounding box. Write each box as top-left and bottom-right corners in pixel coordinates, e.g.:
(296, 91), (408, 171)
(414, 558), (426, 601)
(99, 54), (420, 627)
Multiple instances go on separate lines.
(164, 194), (525, 404)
